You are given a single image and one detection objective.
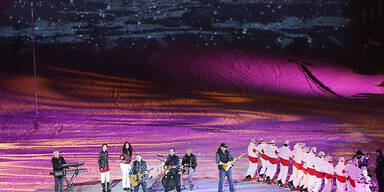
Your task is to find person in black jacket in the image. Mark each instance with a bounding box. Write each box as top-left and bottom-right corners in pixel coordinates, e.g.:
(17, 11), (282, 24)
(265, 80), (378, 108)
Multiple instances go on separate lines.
(164, 148), (181, 192)
(216, 143), (235, 192)
(182, 148), (197, 189)
(52, 150), (66, 192)
(132, 154), (148, 192)
(376, 149), (384, 192)
(98, 144), (111, 192)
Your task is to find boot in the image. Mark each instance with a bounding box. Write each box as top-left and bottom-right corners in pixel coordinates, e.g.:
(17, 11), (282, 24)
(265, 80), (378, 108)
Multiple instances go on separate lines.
(101, 183), (106, 192)
(106, 182), (111, 192)
(244, 175), (252, 181)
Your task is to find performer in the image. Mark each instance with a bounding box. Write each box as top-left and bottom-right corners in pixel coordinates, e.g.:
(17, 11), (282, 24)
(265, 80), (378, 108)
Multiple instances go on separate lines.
(120, 142), (133, 192)
(52, 150), (66, 192)
(311, 150), (325, 192)
(335, 157), (347, 192)
(132, 154), (148, 192)
(305, 147), (318, 191)
(182, 147), (197, 190)
(346, 159), (360, 192)
(291, 143), (305, 189)
(321, 156), (334, 192)
(98, 144), (111, 192)
(164, 148), (181, 192)
(356, 166), (371, 192)
(264, 140), (278, 184)
(376, 149), (384, 192)
(216, 143), (235, 192)
(298, 147), (310, 191)
(276, 141), (291, 186)
(287, 143), (302, 189)
(245, 138), (259, 181)
(256, 139), (268, 181)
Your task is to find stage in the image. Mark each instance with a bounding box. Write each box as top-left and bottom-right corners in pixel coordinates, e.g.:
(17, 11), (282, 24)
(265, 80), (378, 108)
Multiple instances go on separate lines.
(35, 178), (291, 192)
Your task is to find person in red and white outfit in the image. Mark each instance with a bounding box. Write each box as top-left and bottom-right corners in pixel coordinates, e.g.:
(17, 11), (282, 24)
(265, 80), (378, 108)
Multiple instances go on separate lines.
(276, 140), (291, 186)
(346, 159), (360, 192)
(306, 147), (319, 192)
(98, 144), (111, 192)
(299, 146), (311, 191)
(120, 142), (133, 192)
(321, 156), (334, 192)
(312, 150), (325, 192)
(265, 140), (278, 184)
(335, 157), (347, 192)
(245, 138), (259, 181)
(257, 139), (268, 181)
(287, 143), (305, 189)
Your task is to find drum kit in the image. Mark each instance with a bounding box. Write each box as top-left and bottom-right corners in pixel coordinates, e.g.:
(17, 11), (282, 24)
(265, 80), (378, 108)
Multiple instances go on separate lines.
(147, 154), (197, 191)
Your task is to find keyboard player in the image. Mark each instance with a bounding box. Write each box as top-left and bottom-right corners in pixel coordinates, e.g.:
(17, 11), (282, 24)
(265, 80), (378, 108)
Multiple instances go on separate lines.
(52, 150), (66, 192)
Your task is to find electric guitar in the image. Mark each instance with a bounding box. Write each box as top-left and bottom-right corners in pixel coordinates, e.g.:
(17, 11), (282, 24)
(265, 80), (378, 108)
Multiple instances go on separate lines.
(222, 153), (247, 171)
(130, 168), (154, 187)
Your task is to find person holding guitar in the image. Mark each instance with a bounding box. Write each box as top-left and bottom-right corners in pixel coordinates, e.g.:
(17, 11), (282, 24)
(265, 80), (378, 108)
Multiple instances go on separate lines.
(131, 154), (148, 192)
(216, 143), (235, 192)
(182, 147), (197, 190)
(164, 148), (181, 192)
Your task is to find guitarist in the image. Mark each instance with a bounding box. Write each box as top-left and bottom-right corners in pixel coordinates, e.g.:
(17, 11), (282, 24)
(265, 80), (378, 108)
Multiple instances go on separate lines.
(182, 148), (197, 189)
(131, 154), (148, 192)
(164, 148), (181, 192)
(216, 143), (235, 192)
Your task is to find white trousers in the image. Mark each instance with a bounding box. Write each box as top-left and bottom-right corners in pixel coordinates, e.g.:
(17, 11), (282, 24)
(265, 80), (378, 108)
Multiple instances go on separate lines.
(266, 163), (277, 179)
(310, 177), (322, 192)
(300, 172), (309, 188)
(321, 179), (333, 192)
(120, 163), (132, 188)
(336, 180), (347, 192)
(346, 180), (356, 192)
(259, 159), (268, 175)
(293, 170), (304, 187)
(245, 161), (258, 178)
(307, 175), (316, 191)
(276, 165), (289, 184)
(101, 171), (111, 183)
(289, 166), (298, 182)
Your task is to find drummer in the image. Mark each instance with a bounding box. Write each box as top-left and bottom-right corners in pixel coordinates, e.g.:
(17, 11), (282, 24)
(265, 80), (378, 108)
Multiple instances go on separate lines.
(182, 148), (197, 189)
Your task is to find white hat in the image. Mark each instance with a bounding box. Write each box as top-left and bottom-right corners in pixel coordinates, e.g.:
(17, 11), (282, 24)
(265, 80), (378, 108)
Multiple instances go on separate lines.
(269, 140), (275, 144)
(310, 147), (317, 153)
(339, 157), (345, 163)
(284, 140), (290, 145)
(259, 138), (264, 142)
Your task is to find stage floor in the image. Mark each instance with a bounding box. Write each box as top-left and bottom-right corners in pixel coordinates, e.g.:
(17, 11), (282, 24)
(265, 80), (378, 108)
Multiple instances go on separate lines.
(36, 178), (291, 192)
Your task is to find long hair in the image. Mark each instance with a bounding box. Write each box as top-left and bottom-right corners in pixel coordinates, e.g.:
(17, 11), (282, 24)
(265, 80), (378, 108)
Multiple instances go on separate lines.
(122, 142), (133, 155)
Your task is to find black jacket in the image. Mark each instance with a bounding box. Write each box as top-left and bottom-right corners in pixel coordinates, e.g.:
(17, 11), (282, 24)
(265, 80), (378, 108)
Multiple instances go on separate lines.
(132, 160), (148, 174)
(182, 154), (197, 170)
(377, 149), (384, 177)
(98, 151), (109, 169)
(52, 156), (66, 172)
(216, 149), (234, 170)
(165, 154), (179, 174)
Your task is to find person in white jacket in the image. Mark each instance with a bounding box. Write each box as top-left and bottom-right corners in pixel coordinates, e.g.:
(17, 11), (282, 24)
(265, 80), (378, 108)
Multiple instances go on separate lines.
(321, 156), (334, 192)
(276, 140), (291, 186)
(245, 138), (259, 181)
(265, 140), (278, 184)
(335, 157), (347, 192)
(346, 159), (360, 192)
(312, 151), (325, 192)
(306, 147), (319, 192)
(299, 147), (311, 191)
(292, 143), (306, 189)
(287, 143), (303, 189)
(356, 166), (371, 192)
(257, 139), (268, 181)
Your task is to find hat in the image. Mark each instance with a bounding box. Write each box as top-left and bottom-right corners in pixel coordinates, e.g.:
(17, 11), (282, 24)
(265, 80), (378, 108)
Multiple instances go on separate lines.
(318, 151), (325, 157)
(284, 140), (290, 145)
(259, 138), (264, 142)
(269, 140), (275, 144)
(356, 150), (363, 155)
(311, 147), (317, 153)
(220, 143), (228, 148)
